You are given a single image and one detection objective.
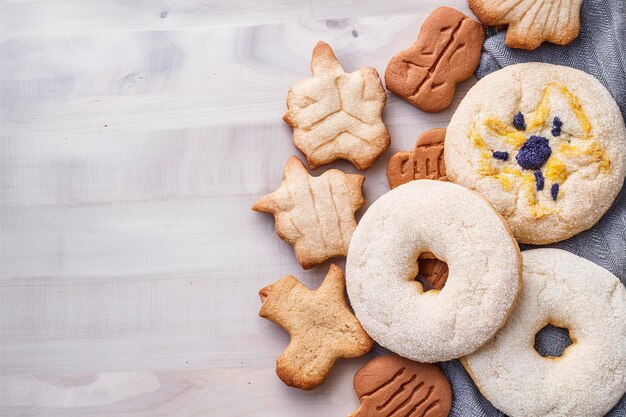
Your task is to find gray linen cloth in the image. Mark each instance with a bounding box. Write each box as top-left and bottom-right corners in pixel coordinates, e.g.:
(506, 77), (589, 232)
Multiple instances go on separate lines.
(373, 1), (626, 415)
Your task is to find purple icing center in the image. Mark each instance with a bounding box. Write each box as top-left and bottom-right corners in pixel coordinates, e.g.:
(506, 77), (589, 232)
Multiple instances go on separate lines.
(515, 136), (552, 170)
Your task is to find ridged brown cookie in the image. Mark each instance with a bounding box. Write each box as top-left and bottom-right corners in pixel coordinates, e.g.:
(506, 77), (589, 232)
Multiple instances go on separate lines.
(252, 156), (365, 269)
(259, 264), (373, 390)
(387, 128), (448, 189)
(349, 354), (452, 417)
(385, 7), (484, 112)
(468, 0), (583, 50)
(387, 129), (449, 290)
(417, 252), (449, 291)
(284, 41), (390, 170)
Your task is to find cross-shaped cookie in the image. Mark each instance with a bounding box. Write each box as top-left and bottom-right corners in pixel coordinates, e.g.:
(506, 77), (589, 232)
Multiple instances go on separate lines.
(259, 264), (373, 390)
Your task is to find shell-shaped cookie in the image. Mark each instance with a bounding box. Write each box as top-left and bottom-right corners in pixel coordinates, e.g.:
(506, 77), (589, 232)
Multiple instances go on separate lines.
(469, 0), (583, 50)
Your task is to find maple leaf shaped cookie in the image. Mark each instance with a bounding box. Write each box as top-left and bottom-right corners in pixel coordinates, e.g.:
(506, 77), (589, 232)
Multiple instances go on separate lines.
(469, 0), (583, 50)
(259, 264), (373, 390)
(252, 156), (365, 269)
(284, 41), (390, 170)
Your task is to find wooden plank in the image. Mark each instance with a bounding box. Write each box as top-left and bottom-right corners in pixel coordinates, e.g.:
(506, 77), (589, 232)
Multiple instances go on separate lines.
(0, 114), (465, 206)
(1, 0), (472, 38)
(1, 359), (369, 416)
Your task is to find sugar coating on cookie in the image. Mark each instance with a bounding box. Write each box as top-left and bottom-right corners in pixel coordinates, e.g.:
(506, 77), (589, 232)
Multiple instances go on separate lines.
(462, 249), (626, 417)
(345, 180), (521, 363)
(445, 63), (626, 244)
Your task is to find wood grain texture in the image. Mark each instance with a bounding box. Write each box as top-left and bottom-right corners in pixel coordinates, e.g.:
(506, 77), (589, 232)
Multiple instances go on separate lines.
(1, 0), (476, 415)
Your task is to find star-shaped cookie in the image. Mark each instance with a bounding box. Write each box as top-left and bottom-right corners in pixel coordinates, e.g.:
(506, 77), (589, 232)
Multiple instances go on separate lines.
(284, 41), (390, 170)
(259, 264), (373, 390)
(252, 156), (365, 269)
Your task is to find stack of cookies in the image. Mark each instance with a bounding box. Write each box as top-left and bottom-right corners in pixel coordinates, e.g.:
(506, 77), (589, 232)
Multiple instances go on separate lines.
(252, 4), (626, 417)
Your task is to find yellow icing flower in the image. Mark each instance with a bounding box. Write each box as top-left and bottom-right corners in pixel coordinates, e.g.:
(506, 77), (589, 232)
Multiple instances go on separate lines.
(471, 83), (610, 218)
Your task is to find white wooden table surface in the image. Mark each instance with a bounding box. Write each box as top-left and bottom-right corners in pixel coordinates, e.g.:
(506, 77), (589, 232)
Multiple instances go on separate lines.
(1, 1), (478, 415)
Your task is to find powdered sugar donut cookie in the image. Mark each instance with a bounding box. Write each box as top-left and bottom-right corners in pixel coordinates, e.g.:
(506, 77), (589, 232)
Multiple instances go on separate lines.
(445, 63), (626, 244)
(345, 180), (521, 362)
(462, 249), (626, 417)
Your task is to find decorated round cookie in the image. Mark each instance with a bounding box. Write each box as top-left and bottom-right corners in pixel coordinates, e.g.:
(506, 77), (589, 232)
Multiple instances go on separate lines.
(462, 249), (626, 417)
(445, 63), (626, 244)
(345, 180), (521, 363)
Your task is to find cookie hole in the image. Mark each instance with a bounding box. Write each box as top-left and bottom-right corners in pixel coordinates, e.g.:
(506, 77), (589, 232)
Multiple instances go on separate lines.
(534, 324), (572, 358)
(414, 252), (448, 292)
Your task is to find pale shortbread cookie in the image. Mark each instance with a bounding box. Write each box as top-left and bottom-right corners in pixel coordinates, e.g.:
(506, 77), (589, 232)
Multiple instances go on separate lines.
(462, 249), (626, 417)
(284, 41), (390, 170)
(445, 63), (626, 244)
(345, 180), (521, 362)
(252, 156), (364, 269)
(469, 0), (583, 50)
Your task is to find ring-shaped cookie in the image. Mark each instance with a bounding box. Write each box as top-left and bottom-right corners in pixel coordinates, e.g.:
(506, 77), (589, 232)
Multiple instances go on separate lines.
(463, 249), (626, 417)
(346, 180), (521, 362)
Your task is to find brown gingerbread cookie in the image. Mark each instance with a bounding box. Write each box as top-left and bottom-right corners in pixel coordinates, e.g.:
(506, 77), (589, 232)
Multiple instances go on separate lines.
(387, 129), (449, 290)
(387, 128), (447, 189)
(385, 7), (484, 112)
(259, 264), (373, 390)
(468, 0), (582, 50)
(418, 252), (449, 291)
(349, 354), (452, 417)
(252, 156), (365, 269)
